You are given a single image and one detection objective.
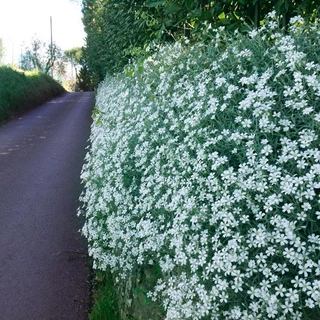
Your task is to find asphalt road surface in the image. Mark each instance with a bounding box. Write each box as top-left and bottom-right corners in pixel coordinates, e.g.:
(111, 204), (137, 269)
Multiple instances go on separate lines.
(0, 92), (94, 320)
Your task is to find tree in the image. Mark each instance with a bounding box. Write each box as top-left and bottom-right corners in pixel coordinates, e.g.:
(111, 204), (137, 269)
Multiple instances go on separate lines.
(142, 0), (319, 38)
(64, 47), (82, 80)
(0, 38), (5, 65)
(82, 0), (319, 86)
(20, 38), (66, 77)
(77, 65), (94, 91)
(82, 0), (150, 83)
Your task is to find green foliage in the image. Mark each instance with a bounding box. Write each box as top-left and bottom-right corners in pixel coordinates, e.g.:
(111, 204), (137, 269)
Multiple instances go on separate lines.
(82, 0), (319, 85)
(65, 47), (83, 65)
(82, 0), (150, 83)
(142, 0), (319, 39)
(20, 38), (66, 77)
(80, 16), (320, 319)
(65, 47), (83, 80)
(77, 65), (94, 91)
(0, 66), (65, 123)
(89, 270), (120, 320)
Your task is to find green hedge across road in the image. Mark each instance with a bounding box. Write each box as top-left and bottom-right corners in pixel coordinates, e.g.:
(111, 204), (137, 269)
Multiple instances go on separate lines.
(0, 66), (65, 123)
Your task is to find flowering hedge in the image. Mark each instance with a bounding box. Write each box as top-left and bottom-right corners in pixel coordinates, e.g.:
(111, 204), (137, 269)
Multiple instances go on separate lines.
(80, 13), (320, 320)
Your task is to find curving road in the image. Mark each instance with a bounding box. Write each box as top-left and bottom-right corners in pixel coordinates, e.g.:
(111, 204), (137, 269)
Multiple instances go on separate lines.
(0, 92), (93, 320)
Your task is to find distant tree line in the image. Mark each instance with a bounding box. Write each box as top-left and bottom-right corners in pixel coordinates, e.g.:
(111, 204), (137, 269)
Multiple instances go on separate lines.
(20, 39), (65, 76)
(82, 0), (319, 86)
(0, 35), (92, 91)
(18, 39), (92, 91)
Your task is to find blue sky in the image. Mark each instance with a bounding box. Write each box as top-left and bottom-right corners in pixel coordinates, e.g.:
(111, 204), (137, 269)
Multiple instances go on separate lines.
(0, 0), (85, 64)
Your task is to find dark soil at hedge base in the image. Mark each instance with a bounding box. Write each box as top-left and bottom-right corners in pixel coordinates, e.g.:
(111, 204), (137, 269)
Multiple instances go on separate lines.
(0, 67), (65, 124)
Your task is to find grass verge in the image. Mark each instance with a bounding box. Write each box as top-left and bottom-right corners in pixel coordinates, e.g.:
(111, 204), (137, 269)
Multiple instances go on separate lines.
(89, 270), (120, 320)
(0, 66), (65, 123)
(89, 267), (165, 320)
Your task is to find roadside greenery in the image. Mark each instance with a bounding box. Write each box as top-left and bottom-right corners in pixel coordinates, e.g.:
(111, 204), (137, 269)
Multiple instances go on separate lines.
(0, 66), (65, 123)
(89, 270), (120, 320)
(18, 39), (90, 91)
(80, 13), (320, 320)
(20, 38), (66, 77)
(81, 0), (319, 85)
(82, 0), (149, 84)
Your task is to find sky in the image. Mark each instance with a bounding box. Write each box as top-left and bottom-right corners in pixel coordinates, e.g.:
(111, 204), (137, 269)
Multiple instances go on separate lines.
(0, 0), (86, 64)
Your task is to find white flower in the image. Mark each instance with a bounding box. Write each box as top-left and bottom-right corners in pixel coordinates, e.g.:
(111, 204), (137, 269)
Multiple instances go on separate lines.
(80, 16), (320, 320)
(282, 203), (294, 213)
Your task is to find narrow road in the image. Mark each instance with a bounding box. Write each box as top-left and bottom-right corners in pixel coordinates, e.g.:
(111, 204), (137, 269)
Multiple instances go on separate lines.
(0, 92), (93, 320)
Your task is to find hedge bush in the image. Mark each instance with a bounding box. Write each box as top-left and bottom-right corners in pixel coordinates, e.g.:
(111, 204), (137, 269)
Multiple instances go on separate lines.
(80, 12), (320, 320)
(0, 67), (65, 123)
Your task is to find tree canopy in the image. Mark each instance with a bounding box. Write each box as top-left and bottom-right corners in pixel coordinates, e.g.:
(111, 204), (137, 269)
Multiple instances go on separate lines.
(20, 38), (66, 77)
(82, 0), (319, 85)
(65, 47), (83, 79)
(82, 0), (150, 84)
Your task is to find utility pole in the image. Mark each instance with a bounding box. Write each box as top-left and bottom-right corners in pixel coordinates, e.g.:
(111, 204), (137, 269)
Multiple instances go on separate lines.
(11, 41), (14, 66)
(50, 16), (53, 77)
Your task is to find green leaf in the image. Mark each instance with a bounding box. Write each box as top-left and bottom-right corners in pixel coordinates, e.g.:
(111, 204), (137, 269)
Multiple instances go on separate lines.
(164, 4), (183, 14)
(125, 68), (134, 77)
(284, 0), (291, 11)
(146, 0), (165, 8)
(219, 18), (231, 26)
(133, 287), (144, 296)
(218, 12), (226, 20)
(138, 65), (144, 74)
(212, 3), (223, 16)
(274, 0), (284, 14)
(92, 108), (100, 117)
